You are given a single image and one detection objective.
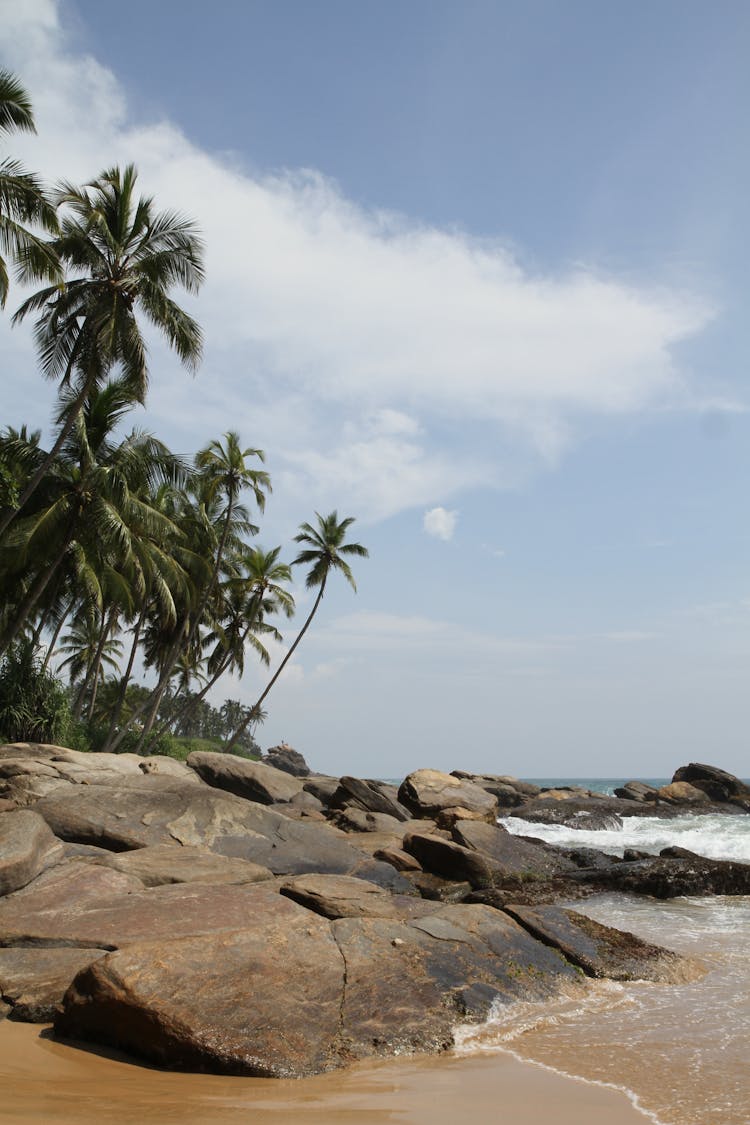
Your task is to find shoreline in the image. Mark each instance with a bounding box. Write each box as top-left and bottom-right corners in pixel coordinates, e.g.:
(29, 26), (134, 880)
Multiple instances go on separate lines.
(0, 1020), (652, 1125)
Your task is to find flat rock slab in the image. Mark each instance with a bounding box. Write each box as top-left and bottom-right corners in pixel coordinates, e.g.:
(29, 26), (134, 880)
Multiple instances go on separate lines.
(280, 874), (426, 920)
(0, 809), (65, 896)
(54, 894), (582, 1077)
(0, 878), (288, 951)
(187, 752), (304, 805)
(95, 845), (273, 888)
(504, 905), (696, 982)
(398, 770), (498, 820)
(0, 946), (107, 1021)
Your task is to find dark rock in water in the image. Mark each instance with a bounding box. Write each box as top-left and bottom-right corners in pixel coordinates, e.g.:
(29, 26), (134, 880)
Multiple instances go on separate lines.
(330, 776), (410, 822)
(0, 809), (65, 896)
(55, 894), (583, 1077)
(263, 743), (310, 777)
(0, 946), (107, 1021)
(578, 855), (750, 898)
(671, 763), (750, 809)
(398, 770), (498, 820)
(512, 797), (663, 826)
(556, 846), (619, 871)
(504, 905), (698, 982)
(187, 752), (305, 804)
(659, 846), (706, 861)
(614, 781), (659, 802)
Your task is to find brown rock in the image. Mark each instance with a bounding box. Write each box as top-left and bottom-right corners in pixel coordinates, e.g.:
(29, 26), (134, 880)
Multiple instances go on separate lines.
(504, 904), (700, 982)
(0, 809), (65, 896)
(398, 770), (498, 820)
(280, 874), (403, 919)
(187, 752), (305, 804)
(95, 844), (273, 887)
(657, 781), (711, 804)
(0, 947), (107, 1021)
(452, 820), (578, 878)
(373, 846), (422, 873)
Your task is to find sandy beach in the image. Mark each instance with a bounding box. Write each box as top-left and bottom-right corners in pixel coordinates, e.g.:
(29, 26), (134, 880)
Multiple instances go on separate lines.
(0, 1021), (650, 1125)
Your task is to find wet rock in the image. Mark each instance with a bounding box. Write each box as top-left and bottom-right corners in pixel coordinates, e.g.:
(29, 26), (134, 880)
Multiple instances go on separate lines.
(410, 873), (473, 902)
(578, 855), (750, 898)
(504, 905), (697, 982)
(0, 809), (65, 896)
(398, 770), (498, 820)
(263, 743), (310, 777)
(187, 752), (305, 804)
(0, 946), (107, 1021)
(511, 797), (664, 826)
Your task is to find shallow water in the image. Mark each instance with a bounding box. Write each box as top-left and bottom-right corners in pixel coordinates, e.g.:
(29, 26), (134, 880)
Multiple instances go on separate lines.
(457, 893), (750, 1125)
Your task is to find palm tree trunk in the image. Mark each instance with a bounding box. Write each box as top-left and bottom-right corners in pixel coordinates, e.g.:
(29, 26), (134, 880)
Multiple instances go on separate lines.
(0, 529), (74, 655)
(226, 579), (326, 750)
(41, 596), (74, 671)
(101, 604), (146, 751)
(107, 618), (188, 753)
(85, 607), (117, 722)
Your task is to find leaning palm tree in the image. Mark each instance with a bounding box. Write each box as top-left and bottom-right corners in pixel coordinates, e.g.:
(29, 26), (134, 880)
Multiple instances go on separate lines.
(226, 511), (368, 750)
(0, 69), (59, 309)
(2, 163), (204, 538)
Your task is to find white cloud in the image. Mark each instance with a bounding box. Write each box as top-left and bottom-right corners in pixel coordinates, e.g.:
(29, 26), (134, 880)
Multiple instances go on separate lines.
(423, 506), (458, 541)
(0, 0), (717, 525)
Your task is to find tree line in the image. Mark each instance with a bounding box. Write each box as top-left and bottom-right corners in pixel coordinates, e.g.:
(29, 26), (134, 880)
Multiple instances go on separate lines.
(0, 71), (368, 755)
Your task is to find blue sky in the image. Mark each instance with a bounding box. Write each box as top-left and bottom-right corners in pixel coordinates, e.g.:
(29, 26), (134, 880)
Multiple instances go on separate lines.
(1, 0), (748, 778)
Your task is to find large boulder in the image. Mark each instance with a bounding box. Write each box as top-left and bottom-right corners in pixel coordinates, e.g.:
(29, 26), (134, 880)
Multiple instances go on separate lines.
(187, 752), (305, 804)
(657, 781), (711, 805)
(402, 831), (506, 888)
(578, 855), (750, 898)
(0, 809), (64, 896)
(262, 743), (310, 777)
(614, 781), (659, 802)
(330, 777), (410, 821)
(54, 892), (585, 1077)
(398, 770), (498, 820)
(451, 772), (539, 807)
(671, 763), (750, 808)
(452, 820), (578, 879)
(511, 796), (663, 826)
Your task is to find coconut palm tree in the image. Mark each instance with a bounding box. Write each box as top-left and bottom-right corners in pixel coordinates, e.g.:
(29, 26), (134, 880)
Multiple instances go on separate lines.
(2, 163), (204, 538)
(226, 511), (368, 749)
(0, 69), (59, 308)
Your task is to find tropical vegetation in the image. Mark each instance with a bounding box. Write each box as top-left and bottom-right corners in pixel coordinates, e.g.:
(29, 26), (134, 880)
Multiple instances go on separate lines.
(0, 72), (368, 756)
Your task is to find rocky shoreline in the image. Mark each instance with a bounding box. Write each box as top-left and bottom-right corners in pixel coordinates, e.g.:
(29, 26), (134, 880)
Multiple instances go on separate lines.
(0, 744), (748, 1078)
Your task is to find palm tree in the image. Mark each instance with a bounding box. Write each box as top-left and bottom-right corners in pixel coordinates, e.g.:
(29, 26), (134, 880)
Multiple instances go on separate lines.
(0, 69), (59, 308)
(2, 163), (204, 538)
(226, 511), (368, 749)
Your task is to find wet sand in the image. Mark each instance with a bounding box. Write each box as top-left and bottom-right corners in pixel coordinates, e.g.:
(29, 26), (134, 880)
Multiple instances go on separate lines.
(0, 1021), (650, 1125)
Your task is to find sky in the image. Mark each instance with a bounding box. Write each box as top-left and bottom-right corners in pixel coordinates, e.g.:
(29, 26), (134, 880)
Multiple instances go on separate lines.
(1, 0), (748, 779)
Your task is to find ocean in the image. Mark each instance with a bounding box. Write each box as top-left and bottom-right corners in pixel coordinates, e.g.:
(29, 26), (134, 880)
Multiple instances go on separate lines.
(452, 777), (750, 1125)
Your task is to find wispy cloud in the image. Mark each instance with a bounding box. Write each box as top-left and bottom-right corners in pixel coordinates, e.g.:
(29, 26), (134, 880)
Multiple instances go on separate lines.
(0, 0), (717, 525)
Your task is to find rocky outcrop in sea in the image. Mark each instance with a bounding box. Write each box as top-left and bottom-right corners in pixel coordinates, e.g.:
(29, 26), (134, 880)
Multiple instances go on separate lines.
(0, 745), (746, 1076)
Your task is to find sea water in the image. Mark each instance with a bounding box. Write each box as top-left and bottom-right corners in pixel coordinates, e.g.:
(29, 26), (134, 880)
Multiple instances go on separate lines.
(454, 779), (750, 1124)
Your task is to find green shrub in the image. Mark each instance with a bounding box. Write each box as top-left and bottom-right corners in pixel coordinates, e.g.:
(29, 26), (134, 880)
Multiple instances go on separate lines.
(0, 640), (74, 745)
